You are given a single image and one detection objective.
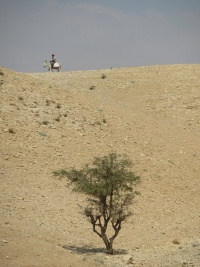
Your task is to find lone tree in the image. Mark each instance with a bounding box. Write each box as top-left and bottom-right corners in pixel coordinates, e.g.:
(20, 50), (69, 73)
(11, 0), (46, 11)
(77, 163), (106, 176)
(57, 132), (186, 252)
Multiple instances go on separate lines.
(54, 153), (140, 254)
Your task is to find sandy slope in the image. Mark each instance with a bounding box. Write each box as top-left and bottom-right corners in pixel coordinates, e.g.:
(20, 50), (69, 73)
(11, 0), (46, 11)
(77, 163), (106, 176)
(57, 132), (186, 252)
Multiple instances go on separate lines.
(0, 64), (200, 267)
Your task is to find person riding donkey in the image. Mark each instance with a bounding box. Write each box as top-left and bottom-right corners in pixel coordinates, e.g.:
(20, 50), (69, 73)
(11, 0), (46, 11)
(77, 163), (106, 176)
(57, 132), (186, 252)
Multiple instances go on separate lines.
(50, 54), (56, 69)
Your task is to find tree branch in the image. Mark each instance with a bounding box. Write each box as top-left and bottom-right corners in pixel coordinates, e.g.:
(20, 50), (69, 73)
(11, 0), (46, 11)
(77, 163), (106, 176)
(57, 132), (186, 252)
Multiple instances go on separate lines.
(110, 220), (121, 243)
(90, 215), (102, 238)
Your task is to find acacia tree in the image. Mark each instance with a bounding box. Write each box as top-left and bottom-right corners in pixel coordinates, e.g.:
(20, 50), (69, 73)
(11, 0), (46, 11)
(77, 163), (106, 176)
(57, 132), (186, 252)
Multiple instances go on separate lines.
(54, 153), (140, 254)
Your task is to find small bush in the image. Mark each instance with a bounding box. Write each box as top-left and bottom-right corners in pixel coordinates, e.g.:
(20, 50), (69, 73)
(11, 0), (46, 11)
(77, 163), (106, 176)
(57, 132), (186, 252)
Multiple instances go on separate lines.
(101, 74), (107, 79)
(55, 116), (60, 122)
(89, 85), (96, 90)
(38, 131), (47, 137)
(8, 128), (15, 134)
(18, 96), (23, 101)
(172, 239), (180, 245)
(56, 103), (61, 109)
(0, 71), (4, 76)
(46, 99), (51, 106)
(42, 120), (50, 125)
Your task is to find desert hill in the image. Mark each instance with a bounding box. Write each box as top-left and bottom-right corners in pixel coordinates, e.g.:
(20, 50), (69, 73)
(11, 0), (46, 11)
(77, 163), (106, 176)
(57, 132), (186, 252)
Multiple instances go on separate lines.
(0, 64), (200, 267)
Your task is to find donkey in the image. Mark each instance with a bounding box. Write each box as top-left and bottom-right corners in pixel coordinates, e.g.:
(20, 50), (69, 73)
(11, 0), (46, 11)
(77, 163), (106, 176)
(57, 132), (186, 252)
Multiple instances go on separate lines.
(43, 60), (61, 72)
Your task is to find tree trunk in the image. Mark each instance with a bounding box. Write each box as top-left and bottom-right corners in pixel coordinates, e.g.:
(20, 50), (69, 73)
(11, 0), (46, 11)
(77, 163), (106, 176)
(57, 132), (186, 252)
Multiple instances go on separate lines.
(106, 241), (114, 255)
(102, 234), (114, 254)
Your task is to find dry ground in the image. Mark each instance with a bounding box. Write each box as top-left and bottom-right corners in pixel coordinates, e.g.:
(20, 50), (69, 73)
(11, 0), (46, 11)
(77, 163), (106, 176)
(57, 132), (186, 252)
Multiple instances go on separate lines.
(0, 64), (200, 267)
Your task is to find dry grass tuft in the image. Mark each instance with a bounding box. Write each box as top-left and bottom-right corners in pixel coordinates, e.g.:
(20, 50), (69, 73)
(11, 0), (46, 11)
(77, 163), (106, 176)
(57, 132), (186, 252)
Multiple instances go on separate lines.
(172, 239), (180, 245)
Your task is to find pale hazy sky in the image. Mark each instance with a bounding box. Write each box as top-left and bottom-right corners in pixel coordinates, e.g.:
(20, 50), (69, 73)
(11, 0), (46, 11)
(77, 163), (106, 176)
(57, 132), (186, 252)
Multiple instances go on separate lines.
(0, 0), (200, 72)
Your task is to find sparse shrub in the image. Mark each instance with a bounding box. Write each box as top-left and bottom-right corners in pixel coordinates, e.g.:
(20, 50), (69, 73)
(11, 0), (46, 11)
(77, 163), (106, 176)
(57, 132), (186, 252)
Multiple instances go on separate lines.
(172, 239), (180, 245)
(10, 103), (16, 106)
(0, 71), (4, 76)
(101, 74), (107, 79)
(56, 103), (61, 109)
(46, 99), (51, 106)
(54, 153), (140, 255)
(8, 128), (15, 134)
(18, 96), (23, 101)
(42, 120), (50, 125)
(46, 99), (55, 106)
(103, 118), (107, 123)
(89, 85), (96, 90)
(63, 112), (68, 117)
(55, 116), (60, 122)
(38, 131), (47, 137)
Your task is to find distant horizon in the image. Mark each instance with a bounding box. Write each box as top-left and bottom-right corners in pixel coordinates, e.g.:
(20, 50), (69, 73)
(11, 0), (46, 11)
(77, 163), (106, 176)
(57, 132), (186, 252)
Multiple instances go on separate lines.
(1, 62), (200, 74)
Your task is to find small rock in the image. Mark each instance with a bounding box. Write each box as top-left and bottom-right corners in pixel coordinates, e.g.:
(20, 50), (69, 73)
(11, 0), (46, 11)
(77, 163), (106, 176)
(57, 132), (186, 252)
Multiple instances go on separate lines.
(123, 254), (133, 265)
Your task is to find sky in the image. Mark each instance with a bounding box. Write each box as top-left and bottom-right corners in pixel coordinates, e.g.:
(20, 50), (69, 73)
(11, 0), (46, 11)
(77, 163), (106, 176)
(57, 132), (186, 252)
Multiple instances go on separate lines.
(0, 0), (200, 72)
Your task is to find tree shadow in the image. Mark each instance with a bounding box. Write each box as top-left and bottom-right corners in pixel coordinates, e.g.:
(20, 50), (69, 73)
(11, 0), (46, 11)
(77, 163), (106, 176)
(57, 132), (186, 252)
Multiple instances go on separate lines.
(62, 245), (127, 255)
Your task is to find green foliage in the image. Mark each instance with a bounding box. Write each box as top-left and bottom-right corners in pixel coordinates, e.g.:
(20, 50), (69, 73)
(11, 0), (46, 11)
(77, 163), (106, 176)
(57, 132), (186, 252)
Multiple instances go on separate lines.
(89, 85), (96, 90)
(42, 120), (50, 125)
(101, 73), (107, 79)
(56, 103), (61, 109)
(38, 131), (47, 137)
(8, 128), (15, 134)
(54, 153), (140, 254)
